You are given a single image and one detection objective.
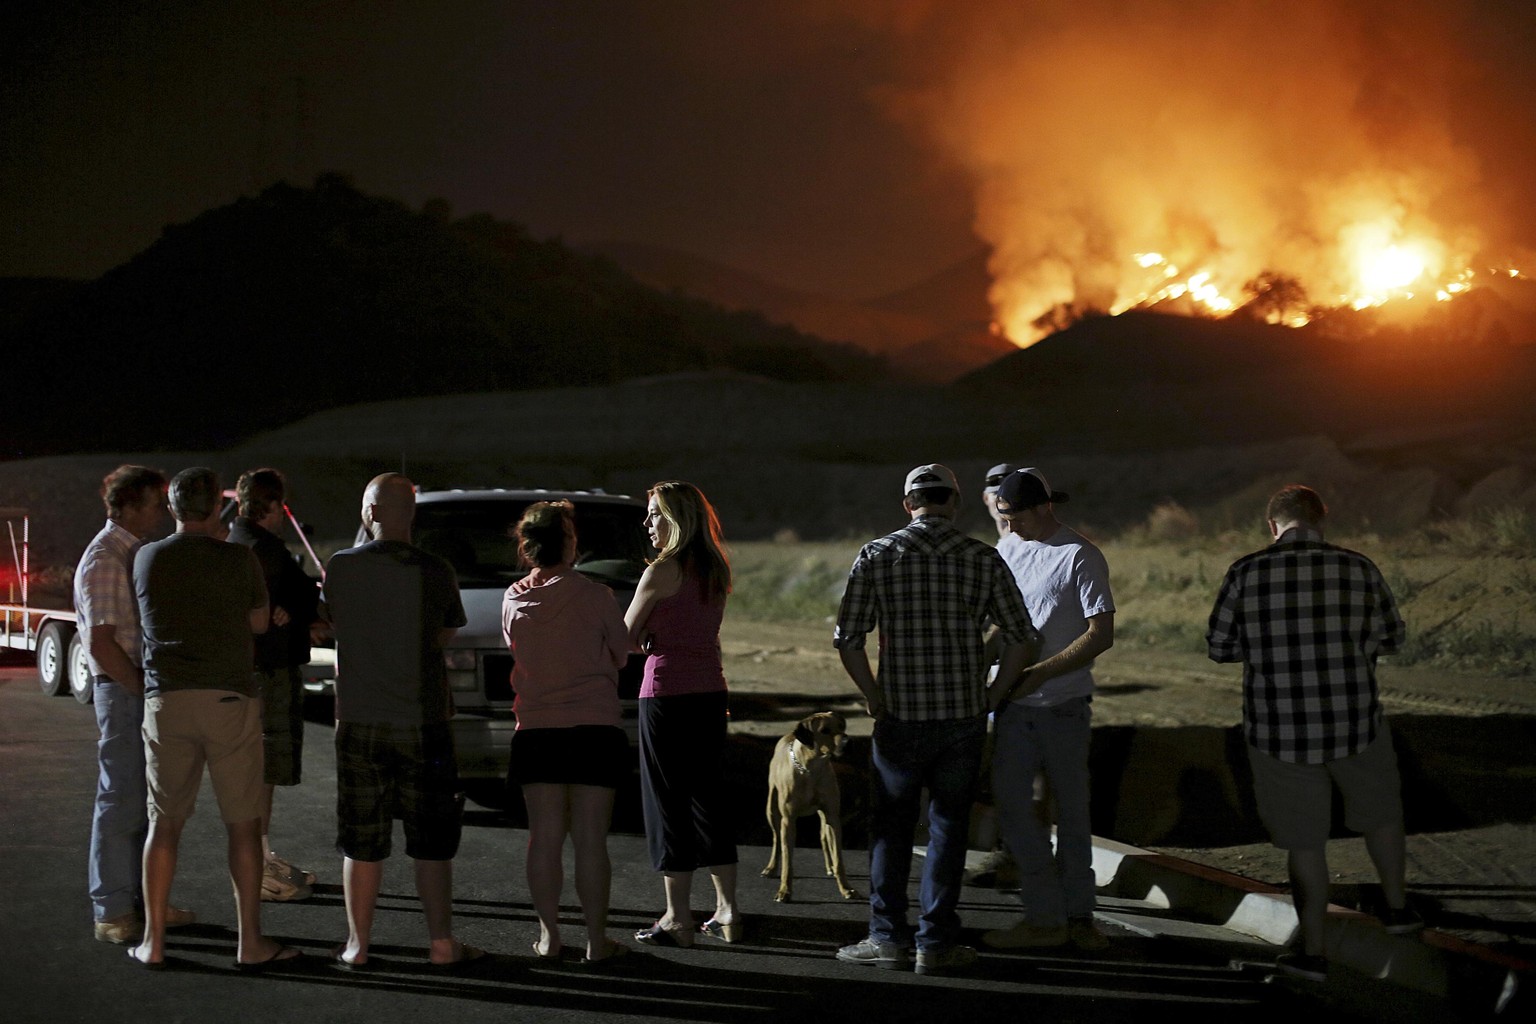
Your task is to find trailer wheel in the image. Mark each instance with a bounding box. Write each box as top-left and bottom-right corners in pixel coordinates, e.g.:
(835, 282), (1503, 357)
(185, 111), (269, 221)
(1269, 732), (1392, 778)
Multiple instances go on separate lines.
(68, 632), (94, 705)
(36, 622), (71, 697)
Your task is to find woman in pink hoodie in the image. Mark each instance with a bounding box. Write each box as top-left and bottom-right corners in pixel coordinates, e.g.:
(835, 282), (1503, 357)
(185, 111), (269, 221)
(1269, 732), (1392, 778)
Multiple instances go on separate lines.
(502, 501), (631, 963)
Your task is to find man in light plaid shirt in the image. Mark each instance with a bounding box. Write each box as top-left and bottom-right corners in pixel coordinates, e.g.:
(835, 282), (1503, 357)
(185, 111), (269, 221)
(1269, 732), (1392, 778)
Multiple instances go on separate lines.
(73, 464), (196, 944)
(1207, 484), (1420, 983)
(833, 464), (1039, 976)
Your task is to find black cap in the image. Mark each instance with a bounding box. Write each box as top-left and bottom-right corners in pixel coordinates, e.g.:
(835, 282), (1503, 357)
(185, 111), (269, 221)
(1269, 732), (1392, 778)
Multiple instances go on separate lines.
(996, 468), (1068, 511)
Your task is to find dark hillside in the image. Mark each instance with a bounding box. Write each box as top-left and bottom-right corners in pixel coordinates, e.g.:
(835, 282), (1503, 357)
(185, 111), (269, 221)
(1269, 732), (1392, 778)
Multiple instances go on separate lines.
(5, 176), (882, 457)
(954, 309), (1536, 453)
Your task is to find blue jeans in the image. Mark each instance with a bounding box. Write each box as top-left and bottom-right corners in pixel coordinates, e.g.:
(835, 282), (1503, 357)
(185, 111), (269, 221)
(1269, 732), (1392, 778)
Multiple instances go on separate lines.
(868, 715), (985, 952)
(993, 697), (1095, 924)
(89, 677), (148, 922)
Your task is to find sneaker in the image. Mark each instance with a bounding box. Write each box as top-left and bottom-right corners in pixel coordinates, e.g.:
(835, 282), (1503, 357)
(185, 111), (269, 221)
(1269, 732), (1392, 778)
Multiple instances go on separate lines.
(915, 944), (978, 976)
(1274, 951), (1328, 982)
(836, 937), (910, 971)
(963, 849), (1020, 888)
(261, 859), (313, 902)
(981, 919), (1069, 949)
(267, 853), (318, 887)
(1067, 917), (1109, 951)
(1380, 905), (1425, 935)
(165, 905), (197, 929)
(94, 913), (141, 944)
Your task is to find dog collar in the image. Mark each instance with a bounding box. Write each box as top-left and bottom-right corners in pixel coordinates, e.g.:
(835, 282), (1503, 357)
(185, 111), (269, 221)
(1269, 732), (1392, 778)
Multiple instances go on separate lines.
(789, 744), (810, 776)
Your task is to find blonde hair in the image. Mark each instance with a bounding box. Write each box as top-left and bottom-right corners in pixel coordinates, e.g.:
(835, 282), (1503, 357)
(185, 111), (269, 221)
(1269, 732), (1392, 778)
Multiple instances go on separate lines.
(648, 481), (731, 601)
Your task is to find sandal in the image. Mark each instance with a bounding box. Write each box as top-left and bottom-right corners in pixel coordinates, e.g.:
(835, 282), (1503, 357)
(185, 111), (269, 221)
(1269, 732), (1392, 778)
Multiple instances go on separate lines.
(700, 918), (743, 943)
(584, 939), (630, 964)
(330, 944), (371, 972)
(634, 921), (694, 948)
(233, 944), (302, 972)
(428, 941), (487, 969)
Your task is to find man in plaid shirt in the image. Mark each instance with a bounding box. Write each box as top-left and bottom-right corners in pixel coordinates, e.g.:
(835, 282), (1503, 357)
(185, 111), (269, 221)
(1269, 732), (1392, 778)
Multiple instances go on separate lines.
(833, 464), (1039, 976)
(1207, 484), (1420, 983)
(73, 464), (197, 944)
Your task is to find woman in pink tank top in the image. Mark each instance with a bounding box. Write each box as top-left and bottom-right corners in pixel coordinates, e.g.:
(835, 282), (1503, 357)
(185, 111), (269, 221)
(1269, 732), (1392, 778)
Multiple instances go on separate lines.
(625, 481), (741, 947)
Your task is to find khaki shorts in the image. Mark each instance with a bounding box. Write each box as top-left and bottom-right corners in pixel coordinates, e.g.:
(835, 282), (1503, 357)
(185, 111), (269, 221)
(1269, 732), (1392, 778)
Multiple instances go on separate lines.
(1247, 721), (1404, 850)
(143, 690), (265, 823)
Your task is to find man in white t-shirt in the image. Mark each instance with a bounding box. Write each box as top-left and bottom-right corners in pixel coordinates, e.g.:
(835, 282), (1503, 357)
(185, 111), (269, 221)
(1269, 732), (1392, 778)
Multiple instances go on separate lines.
(981, 468), (1116, 953)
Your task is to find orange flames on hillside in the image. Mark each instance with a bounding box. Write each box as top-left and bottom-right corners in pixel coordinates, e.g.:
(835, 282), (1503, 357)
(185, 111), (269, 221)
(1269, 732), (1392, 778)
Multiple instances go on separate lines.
(986, 214), (1528, 349)
(828, 1), (1534, 348)
(990, 244), (1524, 339)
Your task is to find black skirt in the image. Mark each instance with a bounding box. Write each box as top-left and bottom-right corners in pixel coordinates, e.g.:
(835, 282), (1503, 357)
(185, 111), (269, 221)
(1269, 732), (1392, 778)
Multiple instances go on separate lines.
(508, 724), (632, 789)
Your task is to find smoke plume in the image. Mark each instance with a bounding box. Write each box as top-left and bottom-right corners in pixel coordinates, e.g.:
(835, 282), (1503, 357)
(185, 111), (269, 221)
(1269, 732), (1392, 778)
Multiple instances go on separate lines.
(825, 0), (1526, 344)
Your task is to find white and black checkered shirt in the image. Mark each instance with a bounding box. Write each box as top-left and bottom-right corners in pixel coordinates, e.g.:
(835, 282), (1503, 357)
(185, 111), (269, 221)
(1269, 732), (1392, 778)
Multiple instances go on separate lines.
(834, 515), (1039, 721)
(1207, 527), (1405, 764)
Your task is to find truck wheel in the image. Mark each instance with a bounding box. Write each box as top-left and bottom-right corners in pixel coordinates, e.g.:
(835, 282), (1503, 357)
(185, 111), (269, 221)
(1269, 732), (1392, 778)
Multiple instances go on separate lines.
(68, 632), (94, 705)
(35, 622), (70, 696)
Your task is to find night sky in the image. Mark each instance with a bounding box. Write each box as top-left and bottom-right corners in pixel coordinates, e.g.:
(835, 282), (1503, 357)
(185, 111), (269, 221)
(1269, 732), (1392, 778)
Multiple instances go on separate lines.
(2, 1), (976, 299)
(4, 1), (1535, 306)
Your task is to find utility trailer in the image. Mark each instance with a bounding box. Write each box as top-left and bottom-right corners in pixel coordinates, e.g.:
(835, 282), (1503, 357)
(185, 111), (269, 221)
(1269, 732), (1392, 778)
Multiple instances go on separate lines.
(1, 509), (92, 702)
(3, 498), (329, 705)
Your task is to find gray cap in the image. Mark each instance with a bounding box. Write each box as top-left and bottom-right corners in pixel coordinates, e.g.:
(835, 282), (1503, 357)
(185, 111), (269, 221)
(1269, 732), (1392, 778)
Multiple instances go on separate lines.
(984, 463), (1017, 494)
(903, 463), (960, 496)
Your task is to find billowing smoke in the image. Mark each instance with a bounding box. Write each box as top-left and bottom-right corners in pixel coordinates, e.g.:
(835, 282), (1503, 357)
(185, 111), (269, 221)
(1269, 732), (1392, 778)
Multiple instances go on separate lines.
(821, 0), (1527, 344)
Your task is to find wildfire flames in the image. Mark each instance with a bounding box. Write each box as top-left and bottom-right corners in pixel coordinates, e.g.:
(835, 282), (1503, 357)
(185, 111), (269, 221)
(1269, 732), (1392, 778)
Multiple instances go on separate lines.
(829, 1), (1534, 347)
(1096, 246), (1522, 333)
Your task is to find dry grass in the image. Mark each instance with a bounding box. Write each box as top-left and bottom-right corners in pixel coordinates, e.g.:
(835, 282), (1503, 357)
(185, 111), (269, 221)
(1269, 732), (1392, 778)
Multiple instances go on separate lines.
(730, 511), (1536, 677)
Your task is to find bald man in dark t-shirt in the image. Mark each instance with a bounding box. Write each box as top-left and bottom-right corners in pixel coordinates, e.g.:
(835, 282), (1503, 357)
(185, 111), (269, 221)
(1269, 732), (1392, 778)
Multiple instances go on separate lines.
(323, 473), (476, 969)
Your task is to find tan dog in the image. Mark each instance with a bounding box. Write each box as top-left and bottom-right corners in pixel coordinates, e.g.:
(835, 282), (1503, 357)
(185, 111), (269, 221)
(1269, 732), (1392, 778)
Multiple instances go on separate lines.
(761, 711), (858, 902)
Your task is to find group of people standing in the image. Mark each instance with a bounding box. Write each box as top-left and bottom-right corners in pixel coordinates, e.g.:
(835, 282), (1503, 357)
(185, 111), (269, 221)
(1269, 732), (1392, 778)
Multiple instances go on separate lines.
(831, 463), (1113, 976)
(78, 465), (316, 969)
(76, 464), (739, 971)
(500, 481), (739, 963)
(75, 456), (1418, 984)
(832, 462), (1419, 982)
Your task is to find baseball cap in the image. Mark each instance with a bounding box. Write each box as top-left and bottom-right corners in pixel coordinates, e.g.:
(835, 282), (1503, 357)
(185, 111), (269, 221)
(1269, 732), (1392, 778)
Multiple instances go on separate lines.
(984, 462), (1017, 494)
(996, 468), (1069, 511)
(903, 463), (960, 496)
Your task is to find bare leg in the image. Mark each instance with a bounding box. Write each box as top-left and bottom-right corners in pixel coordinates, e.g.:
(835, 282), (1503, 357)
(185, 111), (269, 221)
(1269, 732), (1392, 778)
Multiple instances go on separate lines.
(415, 858), (462, 963)
(1364, 823), (1408, 909)
(661, 870), (694, 930)
(1287, 847), (1330, 956)
(228, 816), (286, 964)
(523, 783), (570, 956)
(707, 862), (739, 927)
(341, 856), (384, 963)
(260, 783), (275, 858)
(130, 817), (183, 966)
(568, 784), (616, 958)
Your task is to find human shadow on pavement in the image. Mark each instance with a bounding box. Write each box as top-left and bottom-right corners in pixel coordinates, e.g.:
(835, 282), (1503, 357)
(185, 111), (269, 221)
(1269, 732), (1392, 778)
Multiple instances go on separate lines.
(1090, 713), (1536, 847)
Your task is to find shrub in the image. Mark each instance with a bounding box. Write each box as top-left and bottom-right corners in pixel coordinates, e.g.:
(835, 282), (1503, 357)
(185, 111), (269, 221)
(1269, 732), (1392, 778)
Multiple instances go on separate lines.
(1143, 501), (1201, 542)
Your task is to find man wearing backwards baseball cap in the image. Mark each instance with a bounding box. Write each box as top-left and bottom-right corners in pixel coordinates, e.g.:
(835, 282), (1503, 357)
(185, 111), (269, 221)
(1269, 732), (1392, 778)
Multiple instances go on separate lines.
(982, 468), (1116, 953)
(833, 464), (1040, 976)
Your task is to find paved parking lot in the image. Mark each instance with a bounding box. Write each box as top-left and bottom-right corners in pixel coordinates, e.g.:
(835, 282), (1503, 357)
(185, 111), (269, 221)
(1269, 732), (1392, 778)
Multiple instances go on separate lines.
(1, 656), (1508, 1022)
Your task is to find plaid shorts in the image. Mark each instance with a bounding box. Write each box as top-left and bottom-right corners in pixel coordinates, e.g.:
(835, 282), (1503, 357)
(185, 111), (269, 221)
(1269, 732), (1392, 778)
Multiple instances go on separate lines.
(335, 721), (463, 862)
(256, 667), (304, 786)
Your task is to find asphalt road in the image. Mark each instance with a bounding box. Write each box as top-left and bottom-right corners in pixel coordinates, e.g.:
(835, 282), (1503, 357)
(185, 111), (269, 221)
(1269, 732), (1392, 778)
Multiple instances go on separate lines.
(0, 653), (1391, 1024)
